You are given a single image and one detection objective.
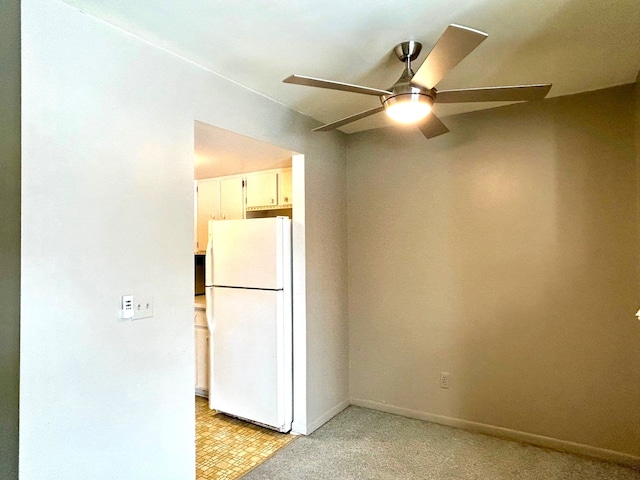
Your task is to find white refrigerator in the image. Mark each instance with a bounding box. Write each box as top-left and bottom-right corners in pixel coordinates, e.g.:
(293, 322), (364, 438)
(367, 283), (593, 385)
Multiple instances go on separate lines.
(205, 217), (293, 432)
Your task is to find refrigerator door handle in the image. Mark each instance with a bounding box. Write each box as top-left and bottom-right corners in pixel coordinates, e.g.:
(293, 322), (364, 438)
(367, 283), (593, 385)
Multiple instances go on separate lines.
(205, 286), (214, 332)
(205, 219), (214, 287)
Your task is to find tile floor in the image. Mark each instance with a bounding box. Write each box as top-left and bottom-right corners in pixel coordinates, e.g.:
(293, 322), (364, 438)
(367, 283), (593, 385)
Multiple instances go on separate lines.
(195, 396), (296, 480)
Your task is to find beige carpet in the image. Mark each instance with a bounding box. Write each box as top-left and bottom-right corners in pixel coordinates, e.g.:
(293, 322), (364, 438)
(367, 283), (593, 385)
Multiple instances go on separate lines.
(242, 406), (640, 479)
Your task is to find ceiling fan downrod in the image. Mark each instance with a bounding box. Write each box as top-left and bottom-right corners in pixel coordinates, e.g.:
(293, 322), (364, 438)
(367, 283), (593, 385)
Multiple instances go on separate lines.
(382, 41), (436, 122)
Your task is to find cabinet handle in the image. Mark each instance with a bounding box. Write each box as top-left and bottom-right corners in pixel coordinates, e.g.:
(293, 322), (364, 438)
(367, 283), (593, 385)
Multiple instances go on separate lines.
(284, 197), (288, 203)
(271, 198), (274, 204)
(223, 214), (226, 219)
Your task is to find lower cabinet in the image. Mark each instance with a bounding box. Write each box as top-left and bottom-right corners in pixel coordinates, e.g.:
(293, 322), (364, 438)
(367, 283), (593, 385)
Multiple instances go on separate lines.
(195, 308), (209, 396)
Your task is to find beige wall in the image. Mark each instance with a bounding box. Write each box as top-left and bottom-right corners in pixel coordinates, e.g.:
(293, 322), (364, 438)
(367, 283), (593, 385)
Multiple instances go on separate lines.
(347, 85), (640, 460)
(0, 1), (20, 478)
(636, 74), (640, 278)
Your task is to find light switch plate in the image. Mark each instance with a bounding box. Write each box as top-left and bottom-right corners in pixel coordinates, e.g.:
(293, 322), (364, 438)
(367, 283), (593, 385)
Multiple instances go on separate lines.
(133, 295), (154, 320)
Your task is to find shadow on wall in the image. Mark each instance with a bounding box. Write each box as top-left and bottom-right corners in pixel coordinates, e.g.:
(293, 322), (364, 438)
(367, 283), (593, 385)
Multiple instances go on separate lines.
(0, 0), (21, 478)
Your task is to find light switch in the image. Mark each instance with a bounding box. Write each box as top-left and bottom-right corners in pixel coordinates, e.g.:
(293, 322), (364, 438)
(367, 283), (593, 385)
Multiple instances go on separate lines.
(133, 295), (154, 320)
(121, 295), (134, 319)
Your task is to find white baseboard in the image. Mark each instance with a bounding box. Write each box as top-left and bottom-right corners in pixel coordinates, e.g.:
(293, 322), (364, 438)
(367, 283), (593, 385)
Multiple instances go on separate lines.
(350, 398), (640, 470)
(291, 421), (307, 435)
(293, 399), (350, 435)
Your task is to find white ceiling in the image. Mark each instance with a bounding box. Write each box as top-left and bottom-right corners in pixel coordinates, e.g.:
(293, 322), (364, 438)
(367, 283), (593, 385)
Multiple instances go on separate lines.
(194, 122), (293, 179)
(60, 0), (640, 135)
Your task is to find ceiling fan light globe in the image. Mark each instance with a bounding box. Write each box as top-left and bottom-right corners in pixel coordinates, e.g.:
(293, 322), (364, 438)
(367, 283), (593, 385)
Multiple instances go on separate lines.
(383, 93), (433, 124)
(386, 102), (431, 123)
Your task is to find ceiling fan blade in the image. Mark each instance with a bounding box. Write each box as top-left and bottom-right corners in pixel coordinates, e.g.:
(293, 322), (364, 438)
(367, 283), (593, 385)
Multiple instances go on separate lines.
(436, 84), (552, 103)
(313, 106), (385, 132)
(417, 113), (450, 139)
(284, 75), (392, 96)
(411, 24), (488, 90)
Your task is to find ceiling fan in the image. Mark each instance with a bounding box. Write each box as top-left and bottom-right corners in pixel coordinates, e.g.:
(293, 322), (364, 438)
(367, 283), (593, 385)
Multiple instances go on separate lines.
(283, 24), (551, 139)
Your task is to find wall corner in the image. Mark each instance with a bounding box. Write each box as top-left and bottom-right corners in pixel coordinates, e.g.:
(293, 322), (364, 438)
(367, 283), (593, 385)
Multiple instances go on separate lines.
(0, 0), (21, 478)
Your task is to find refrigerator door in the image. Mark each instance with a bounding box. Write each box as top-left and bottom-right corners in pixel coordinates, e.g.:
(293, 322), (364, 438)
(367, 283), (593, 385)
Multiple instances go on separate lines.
(208, 287), (292, 432)
(209, 217), (288, 290)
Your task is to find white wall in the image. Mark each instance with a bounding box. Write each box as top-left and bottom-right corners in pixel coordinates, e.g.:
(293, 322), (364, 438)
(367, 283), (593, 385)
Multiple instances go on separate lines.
(20, 1), (349, 478)
(347, 85), (640, 464)
(0, 1), (21, 478)
(302, 140), (351, 431)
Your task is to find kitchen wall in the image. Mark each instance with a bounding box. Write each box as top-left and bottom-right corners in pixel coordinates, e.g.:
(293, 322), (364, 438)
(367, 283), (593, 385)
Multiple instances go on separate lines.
(0, 1), (20, 478)
(347, 85), (640, 463)
(20, 0), (349, 478)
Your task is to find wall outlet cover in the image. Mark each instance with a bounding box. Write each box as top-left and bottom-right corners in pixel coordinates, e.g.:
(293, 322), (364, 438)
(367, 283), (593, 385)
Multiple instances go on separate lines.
(440, 372), (450, 389)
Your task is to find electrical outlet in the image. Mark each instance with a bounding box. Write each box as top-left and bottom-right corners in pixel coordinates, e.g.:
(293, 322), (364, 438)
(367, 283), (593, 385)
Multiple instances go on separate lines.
(440, 372), (450, 389)
(133, 295), (154, 320)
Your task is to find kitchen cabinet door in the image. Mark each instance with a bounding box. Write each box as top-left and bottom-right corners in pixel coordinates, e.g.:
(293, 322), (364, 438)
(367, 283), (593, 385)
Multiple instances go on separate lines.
(245, 172), (278, 210)
(195, 324), (210, 394)
(278, 168), (292, 206)
(196, 179), (220, 252)
(219, 177), (244, 220)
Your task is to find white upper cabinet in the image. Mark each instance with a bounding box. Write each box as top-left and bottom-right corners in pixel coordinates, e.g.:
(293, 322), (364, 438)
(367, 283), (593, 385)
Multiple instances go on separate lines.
(278, 168), (292, 206)
(195, 175), (244, 253)
(196, 179), (220, 252)
(195, 168), (292, 252)
(245, 168), (292, 211)
(219, 176), (244, 220)
(245, 171), (278, 210)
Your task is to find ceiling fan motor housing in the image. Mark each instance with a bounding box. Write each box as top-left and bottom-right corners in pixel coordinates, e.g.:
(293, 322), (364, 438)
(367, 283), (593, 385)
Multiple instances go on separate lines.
(380, 85), (435, 111)
(381, 43), (437, 110)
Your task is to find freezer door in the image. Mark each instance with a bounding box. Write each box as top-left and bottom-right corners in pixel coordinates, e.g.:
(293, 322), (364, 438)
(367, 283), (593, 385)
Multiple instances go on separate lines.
(209, 217), (290, 290)
(208, 287), (292, 432)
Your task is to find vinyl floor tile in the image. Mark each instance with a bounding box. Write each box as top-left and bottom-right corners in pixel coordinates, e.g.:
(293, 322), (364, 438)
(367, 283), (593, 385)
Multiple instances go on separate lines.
(195, 396), (295, 480)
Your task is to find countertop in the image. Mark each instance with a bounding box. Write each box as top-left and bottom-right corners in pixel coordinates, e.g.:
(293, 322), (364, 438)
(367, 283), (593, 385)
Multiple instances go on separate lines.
(195, 295), (206, 310)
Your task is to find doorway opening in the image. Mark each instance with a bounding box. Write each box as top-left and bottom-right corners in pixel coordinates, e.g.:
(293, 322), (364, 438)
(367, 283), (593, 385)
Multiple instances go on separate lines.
(192, 121), (306, 479)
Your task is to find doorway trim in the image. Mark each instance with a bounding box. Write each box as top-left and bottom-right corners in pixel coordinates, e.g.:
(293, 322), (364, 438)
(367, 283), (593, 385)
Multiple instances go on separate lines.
(291, 153), (307, 434)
